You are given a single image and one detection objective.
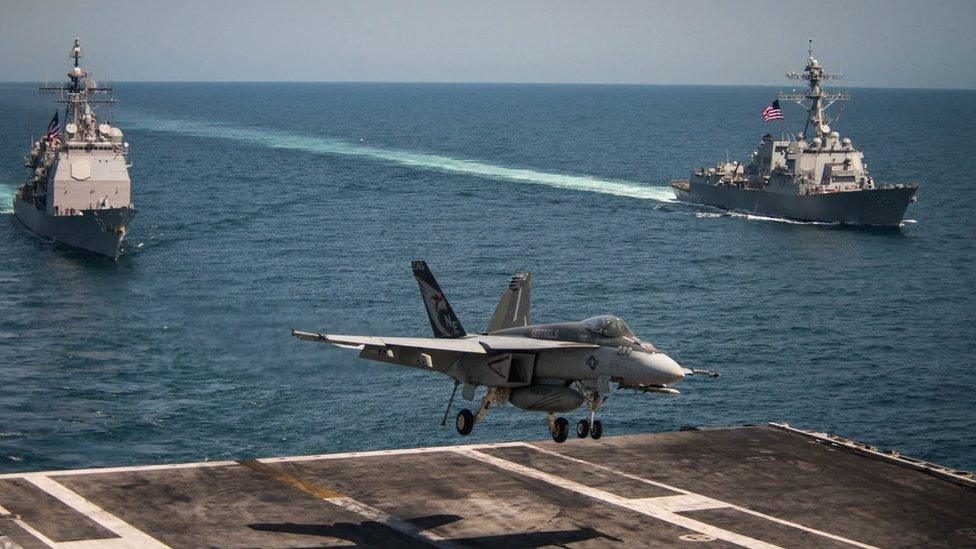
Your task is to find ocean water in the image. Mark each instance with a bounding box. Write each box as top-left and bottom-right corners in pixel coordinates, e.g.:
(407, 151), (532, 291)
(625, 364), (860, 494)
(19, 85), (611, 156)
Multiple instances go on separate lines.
(0, 83), (973, 473)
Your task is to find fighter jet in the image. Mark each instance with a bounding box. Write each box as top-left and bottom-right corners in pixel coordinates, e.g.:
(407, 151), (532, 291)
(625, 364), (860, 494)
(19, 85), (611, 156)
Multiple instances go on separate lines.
(293, 261), (717, 443)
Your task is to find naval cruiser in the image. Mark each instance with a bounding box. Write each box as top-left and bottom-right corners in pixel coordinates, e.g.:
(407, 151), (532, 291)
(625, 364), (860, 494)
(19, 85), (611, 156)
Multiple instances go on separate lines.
(13, 39), (135, 258)
(670, 41), (917, 226)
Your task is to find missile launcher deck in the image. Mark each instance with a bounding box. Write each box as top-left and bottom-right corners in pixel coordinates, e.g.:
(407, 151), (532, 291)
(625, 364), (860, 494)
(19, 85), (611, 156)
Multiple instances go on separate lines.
(0, 424), (973, 548)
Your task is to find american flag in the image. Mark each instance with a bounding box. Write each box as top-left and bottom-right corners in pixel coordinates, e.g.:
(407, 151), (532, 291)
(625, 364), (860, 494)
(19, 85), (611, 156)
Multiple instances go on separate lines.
(762, 100), (784, 122)
(45, 111), (61, 141)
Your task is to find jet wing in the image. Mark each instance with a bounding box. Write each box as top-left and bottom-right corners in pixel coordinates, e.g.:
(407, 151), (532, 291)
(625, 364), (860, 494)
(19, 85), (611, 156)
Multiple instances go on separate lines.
(293, 331), (598, 354)
(292, 331), (489, 353)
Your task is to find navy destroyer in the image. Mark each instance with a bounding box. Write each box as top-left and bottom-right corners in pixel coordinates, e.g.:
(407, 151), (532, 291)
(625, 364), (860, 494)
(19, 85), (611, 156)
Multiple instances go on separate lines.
(670, 41), (917, 226)
(13, 39), (135, 258)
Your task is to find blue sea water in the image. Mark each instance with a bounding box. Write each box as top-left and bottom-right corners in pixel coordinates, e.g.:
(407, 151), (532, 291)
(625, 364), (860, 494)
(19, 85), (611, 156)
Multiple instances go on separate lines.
(0, 83), (973, 474)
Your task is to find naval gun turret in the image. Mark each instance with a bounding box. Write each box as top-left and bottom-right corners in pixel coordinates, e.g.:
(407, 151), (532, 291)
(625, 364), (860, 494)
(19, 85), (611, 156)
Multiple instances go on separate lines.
(670, 39), (917, 226)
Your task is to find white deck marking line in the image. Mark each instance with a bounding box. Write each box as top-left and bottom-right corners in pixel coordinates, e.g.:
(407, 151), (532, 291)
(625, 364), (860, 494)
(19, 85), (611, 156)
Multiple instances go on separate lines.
(54, 539), (136, 548)
(637, 494), (729, 513)
(458, 449), (781, 549)
(327, 496), (461, 549)
(0, 460), (235, 480)
(0, 502), (57, 548)
(23, 475), (169, 548)
(528, 444), (879, 549)
(0, 442), (531, 480)
(258, 441), (527, 463)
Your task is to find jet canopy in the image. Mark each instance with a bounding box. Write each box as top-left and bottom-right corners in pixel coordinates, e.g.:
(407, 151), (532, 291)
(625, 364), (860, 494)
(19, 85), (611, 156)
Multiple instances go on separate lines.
(581, 315), (634, 339)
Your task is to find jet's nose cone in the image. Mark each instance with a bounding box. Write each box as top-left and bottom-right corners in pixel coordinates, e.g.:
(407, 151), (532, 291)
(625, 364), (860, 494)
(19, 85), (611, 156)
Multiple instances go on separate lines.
(643, 353), (684, 384)
(660, 354), (685, 383)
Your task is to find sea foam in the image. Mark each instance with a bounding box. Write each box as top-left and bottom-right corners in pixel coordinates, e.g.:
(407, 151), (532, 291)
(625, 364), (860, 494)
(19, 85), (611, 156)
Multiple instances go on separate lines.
(124, 115), (675, 203)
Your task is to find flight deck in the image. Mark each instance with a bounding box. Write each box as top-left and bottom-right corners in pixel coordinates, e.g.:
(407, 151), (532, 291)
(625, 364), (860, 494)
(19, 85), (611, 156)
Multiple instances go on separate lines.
(0, 423), (973, 548)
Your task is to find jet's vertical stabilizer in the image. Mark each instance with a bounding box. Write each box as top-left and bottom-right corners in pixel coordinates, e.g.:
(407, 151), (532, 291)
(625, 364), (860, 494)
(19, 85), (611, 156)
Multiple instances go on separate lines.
(487, 272), (531, 332)
(412, 261), (466, 338)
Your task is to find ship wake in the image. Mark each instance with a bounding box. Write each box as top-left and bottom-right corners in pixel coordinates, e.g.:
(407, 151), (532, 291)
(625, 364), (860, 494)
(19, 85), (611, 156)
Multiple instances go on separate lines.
(0, 185), (15, 214)
(121, 115), (675, 203)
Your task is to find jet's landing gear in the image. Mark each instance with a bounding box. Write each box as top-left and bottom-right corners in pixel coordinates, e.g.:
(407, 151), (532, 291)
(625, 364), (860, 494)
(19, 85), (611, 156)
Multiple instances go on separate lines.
(577, 382), (608, 440)
(591, 419), (603, 440)
(456, 409), (474, 435)
(454, 386), (509, 437)
(576, 417), (603, 439)
(547, 412), (569, 443)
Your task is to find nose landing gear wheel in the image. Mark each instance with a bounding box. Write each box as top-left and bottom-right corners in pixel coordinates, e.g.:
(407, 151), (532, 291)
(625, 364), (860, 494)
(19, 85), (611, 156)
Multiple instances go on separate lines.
(590, 419), (603, 439)
(551, 417), (569, 443)
(456, 408), (474, 436)
(576, 419), (590, 438)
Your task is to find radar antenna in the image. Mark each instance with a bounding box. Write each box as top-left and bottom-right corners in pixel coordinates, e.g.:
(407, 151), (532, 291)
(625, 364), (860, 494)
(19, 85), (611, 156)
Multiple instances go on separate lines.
(777, 38), (850, 140)
(38, 38), (117, 138)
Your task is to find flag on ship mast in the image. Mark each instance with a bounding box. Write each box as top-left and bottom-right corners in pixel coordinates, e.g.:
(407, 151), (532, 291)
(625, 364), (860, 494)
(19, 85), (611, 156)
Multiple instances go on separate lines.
(45, 111), (61, 142)
(761, 100), (784, 122)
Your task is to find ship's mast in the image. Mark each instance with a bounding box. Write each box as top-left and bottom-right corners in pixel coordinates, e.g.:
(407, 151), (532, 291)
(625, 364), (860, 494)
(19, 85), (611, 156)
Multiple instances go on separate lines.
(39, 38), (117, 135)
(66, 38), (84, 123)
(778, 38), (850, 140)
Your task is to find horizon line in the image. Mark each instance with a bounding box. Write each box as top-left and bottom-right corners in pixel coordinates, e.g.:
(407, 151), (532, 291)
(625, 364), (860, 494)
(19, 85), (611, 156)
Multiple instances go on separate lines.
(0, 80), (973, 92)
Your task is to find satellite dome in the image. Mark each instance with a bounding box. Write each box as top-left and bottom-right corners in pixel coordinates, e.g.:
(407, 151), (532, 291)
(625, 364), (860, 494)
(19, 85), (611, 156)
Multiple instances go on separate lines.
(830, 131), (840, 140)
(822, 125), (831, 134)
(812, 137), (822, 147)
(65, 123), (78, 135)
(842, 138), (852, 147)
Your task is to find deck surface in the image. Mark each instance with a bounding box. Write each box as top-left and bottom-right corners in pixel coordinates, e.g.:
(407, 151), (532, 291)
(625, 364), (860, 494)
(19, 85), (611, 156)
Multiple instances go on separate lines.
(0, 425), (974, 548)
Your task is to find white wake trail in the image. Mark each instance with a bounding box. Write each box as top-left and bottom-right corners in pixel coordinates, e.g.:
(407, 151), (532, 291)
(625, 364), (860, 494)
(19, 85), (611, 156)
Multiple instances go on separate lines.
(124, 116), (675, 203)
(0, 185), (15, 214)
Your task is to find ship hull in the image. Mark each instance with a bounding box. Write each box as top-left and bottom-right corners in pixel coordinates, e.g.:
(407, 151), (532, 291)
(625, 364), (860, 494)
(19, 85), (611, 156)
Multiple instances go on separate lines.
(13, 194), (136, 258)
(671, 179), (917, 226)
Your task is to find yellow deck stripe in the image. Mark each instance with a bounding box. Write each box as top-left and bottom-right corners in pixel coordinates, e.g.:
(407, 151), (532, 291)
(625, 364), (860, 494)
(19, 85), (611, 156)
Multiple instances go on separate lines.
(238, 460), (343, 499)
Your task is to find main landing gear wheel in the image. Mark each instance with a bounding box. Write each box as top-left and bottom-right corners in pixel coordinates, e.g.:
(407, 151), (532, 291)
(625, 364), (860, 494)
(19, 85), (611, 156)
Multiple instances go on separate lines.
(552, 417), (569, 443)
(456, 409), (474, 436)
(590, 419), (603, 440)
(576, 419), (590, 438)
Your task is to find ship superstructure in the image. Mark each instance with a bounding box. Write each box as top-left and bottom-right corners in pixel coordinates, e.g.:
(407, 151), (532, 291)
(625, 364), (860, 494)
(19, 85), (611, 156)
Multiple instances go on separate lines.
(13, 38), (135, 257)
(670, 40), (917, 226)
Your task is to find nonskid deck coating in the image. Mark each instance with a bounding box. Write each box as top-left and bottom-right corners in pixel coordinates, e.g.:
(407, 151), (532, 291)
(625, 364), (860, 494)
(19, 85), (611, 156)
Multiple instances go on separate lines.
(0, 425), (974, 548)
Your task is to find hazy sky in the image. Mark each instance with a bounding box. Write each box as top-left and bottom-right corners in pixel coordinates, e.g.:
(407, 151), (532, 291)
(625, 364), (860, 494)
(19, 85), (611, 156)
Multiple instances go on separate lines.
(2, 0), (974, 88)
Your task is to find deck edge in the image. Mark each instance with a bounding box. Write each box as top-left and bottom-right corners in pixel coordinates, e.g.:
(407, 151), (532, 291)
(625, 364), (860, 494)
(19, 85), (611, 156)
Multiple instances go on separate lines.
(768, 422), (976, 490)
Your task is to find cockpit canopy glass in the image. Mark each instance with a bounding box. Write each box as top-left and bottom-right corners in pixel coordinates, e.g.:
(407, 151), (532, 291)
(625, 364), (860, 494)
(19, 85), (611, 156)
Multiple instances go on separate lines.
(581, 315), (634, 339)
